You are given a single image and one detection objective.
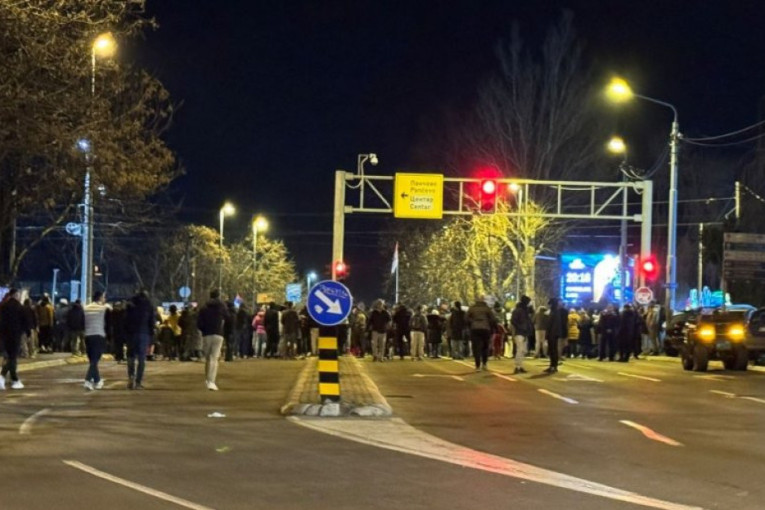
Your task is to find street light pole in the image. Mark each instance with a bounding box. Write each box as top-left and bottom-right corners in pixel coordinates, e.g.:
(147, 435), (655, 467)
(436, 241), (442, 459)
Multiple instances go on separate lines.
(80, 32), (116, 305)
(219, 202), (235, 296)
(252, 216), (268, 309)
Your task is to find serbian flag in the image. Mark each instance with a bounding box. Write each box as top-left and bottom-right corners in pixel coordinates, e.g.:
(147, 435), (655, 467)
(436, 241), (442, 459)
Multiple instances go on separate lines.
(391, 242), (399, 274)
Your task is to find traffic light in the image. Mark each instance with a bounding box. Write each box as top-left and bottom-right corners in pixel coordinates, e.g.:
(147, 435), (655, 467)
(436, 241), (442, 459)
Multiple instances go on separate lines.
(480, 179), (497, 212)
(639, 255), (659, 281)
(334, 260), (348, 280)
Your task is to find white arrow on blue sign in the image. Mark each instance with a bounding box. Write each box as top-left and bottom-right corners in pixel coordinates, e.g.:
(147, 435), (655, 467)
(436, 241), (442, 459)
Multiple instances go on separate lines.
(307, 280), (353, 326)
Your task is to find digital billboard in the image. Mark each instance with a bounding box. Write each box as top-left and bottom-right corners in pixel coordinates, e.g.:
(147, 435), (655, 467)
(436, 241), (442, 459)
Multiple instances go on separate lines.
(560, 253), (633, 306)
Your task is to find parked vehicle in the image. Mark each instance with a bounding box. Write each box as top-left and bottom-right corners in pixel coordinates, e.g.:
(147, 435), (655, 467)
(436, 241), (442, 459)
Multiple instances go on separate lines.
(664, 309), (702, 356)
(680, 305), (757, 372)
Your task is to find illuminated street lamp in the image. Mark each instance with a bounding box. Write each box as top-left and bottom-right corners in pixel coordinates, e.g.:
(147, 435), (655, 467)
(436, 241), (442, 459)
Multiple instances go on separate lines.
(80, 32), (117, 305)
(218, 202), (236, 295)
(606, 77), (680, 316)
(306, 271), (317, 291)
(607, 135), (631, 304)
(252, 215), (269, 307)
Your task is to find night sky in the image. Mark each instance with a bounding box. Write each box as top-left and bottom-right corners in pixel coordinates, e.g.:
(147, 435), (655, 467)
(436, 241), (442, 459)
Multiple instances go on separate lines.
(135, 0), (764, 298)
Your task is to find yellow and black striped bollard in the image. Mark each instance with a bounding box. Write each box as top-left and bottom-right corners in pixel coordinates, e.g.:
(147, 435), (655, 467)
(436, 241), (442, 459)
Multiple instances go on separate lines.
(318, 327), (340, 403)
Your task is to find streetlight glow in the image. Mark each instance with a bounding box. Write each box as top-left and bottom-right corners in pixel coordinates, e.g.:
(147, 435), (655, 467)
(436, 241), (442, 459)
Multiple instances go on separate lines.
(605, 77), (634, 103)
(607, 136), (627, 155)
(221, 202), (236, 217)
(93, 32), (117, 58)
(252, 215), (268, 233)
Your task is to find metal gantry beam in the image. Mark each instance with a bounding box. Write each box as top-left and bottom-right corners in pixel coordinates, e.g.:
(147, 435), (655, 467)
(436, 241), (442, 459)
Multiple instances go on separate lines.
(332, 170), (653, 284)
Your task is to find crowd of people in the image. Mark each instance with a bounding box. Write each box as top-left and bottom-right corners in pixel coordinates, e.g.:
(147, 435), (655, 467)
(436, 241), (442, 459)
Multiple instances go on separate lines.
(0, 285), (668, 390)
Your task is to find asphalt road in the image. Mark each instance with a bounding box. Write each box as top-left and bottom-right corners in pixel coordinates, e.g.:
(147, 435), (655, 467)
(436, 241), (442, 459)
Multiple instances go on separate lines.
(1, 355), (763, 510)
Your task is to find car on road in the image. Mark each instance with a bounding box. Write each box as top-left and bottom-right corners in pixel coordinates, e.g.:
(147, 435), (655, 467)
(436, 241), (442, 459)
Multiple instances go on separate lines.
(664, 309), (702, 356)
(680, 305), (760, 372)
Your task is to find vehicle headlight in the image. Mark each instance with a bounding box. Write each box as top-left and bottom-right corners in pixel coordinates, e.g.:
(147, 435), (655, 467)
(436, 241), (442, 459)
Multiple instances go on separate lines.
(697, 326), (716, 342)
(728, 324), (745, 341)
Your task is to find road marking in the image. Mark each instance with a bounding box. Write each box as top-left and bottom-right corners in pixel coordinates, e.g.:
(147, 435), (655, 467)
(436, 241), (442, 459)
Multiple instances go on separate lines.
(454, 360), (517, 381)
(619, 420), (683, 447)
(19, 408), (50, 435)
(291, 417), (702, 510)
(739, 396), (765, 405)
(566, 373), (604, 382)
(413, 374), (465, 382)
(538, 388), (578, 404)
(618, 372), (661, 382)
(63, 460), (215, 510)
(709, 390), (736, 398)
(694, 374), (734, 381)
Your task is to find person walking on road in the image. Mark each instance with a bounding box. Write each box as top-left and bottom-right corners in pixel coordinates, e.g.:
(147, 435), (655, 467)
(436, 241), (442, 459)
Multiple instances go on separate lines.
(368, 300), (391, 362)
(83, 291), (111, 390)
(392, 304), (412, 360)
(36, 295), (54, 353)
(125, 289), (155, 390)
(467, 296), (496, 371)
(0, 288), (28, 389)
(197, 290), (230, 390)
(510, 295), (532, 374)
(264, 302), (280, 358)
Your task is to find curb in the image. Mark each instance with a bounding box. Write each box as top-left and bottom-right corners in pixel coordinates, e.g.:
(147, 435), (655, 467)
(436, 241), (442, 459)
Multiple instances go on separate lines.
(17, 354), (115, 373)
(281, 355), (392, 417)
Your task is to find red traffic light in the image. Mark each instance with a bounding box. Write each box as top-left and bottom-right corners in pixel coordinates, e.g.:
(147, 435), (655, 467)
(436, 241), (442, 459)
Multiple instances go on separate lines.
(639, 256), (659, 280)
(481, 180), (497, 195)
(334, 260), (348, 279)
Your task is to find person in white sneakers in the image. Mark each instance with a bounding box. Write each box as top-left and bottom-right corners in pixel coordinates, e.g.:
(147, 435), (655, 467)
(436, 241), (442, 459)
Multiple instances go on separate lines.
(196, 290), (230, 391)
(0, 288), (28, 390)
(83, 291), (111, 390)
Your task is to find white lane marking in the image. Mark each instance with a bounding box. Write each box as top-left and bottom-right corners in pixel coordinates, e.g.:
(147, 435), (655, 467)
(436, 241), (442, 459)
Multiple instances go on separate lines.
(694, 374), (734, 381)
(290, 417), (703, 510)
(566, 373), (603, 382)
(413, 374), (465, 382)
(454, 360), (517, 381)
(538, 388), (579, 405)
(740, 396), (765, 405)
(619, 420), (683, 447)
(19, 408), (50, 435)
(709, 390), (736, 398)
(618, 372), (661, 382)
(63, 461), (215, 510)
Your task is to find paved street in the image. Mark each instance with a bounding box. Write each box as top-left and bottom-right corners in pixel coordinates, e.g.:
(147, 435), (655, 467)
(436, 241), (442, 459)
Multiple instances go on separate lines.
(1, 355), (764, 509)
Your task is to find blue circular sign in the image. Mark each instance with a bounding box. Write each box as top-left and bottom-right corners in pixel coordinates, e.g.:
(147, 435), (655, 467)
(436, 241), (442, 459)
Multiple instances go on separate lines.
(307, 280), (353, 326)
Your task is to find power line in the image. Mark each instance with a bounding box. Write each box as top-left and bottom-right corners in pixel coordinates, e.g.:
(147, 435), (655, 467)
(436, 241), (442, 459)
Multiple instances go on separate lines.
(684, 119), (765, 142)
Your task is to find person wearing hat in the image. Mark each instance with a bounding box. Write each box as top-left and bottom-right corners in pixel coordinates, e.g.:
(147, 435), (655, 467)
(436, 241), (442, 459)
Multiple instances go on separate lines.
(510, 295), (533, 374)
(0, 288), (28, 389)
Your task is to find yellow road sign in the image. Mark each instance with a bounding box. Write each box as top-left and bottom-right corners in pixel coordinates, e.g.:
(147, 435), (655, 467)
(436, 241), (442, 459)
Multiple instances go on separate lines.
(393, 173), (444, 219)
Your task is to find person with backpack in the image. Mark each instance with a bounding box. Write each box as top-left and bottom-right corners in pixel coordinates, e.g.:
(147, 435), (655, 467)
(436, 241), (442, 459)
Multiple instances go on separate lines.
(467, 296), (497, 371)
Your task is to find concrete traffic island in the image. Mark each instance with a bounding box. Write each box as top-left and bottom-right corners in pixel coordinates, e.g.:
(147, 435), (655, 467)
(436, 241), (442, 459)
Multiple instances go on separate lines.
(281, 356), (392, 417)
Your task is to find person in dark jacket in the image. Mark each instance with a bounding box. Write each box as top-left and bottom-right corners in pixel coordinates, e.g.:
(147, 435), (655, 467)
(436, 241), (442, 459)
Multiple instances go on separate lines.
(110, 301), (127, 362)
(544, 298), (567, 373)
(467, 296), (496, 371)
(510, 295), (533, 374)
(392, 304), (412, 360)
(197, 290), (231, 390)
(236, 305), (253, 358)
(597, 304), (620, 361)
(125, 290), (156, 389)
(618, 304), (637, 362)
(448, 302), (467, 360)
(280, 301), (300, 358)
(367, 300), (391, 362)
(21, 298), (38, 358)
(262, 302), (280, 358)
(426, 309), (444, 358)
(0, 288), (28, 389)
(223, 301), (236, 362)
(67, 300), (86, 356)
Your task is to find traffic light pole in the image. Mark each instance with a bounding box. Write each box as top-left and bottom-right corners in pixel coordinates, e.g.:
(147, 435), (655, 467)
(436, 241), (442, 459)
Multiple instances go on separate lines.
(332, 170), (346, 281)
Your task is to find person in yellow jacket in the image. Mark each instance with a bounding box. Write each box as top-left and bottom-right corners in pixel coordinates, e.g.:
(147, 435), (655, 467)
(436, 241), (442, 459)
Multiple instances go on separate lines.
(36, 295), (54, 352)
(566, 308), (580, 358)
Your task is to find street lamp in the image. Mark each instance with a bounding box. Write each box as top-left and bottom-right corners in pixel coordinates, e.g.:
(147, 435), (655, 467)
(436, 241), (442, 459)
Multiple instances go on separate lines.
(606, 77), (680, 317)
(219, 202), (236, 295)
(607, 136), (630, 305)
(252, 215), (268, 308)
(80, 32), (117, 305)
(306, 271), (318, 291)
